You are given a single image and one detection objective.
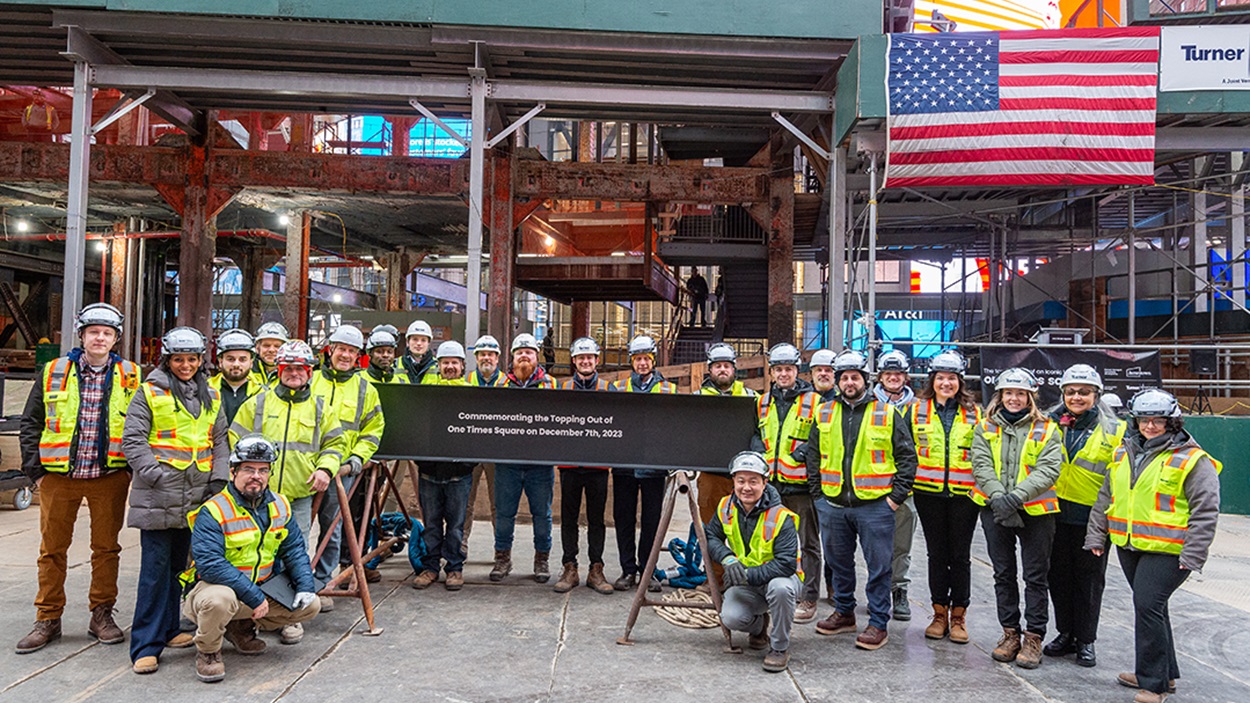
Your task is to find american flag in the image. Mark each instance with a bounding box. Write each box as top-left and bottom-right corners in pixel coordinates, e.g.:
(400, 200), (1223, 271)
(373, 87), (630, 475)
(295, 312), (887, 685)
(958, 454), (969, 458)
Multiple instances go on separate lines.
(883, 27), (1160, 188)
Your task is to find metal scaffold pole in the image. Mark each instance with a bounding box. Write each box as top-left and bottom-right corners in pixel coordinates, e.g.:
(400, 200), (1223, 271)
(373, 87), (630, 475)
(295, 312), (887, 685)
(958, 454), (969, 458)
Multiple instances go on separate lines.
(62, 61), (93, 353)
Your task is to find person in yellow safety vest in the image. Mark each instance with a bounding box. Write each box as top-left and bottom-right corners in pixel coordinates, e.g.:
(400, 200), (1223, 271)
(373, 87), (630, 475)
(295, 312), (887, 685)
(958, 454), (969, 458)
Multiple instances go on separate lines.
(252, 321), (289, 387)
(909, 350), (982, 644)
(1085, 389), (1220, 703)
(610, 334), (674, 593)
(467, 334), (507, 387)
(399, 319), (439, 384)
(228, 339), (345, 646)
(122, 326), (230, 675)
(807, 349), (917, 652)
(309, 325), (386, 603)
(809, 349), (839, 403)
(553, 337), (615, 595)
(970, 366), (1063, 670)
(182, 434), (321, 684)
(749, 343), (822, 625)
(706, 451), (802, 673)
(16, 303), (141, 655)
(411, 341), (476, 593)
(362, 327), (408, 385)
(210, 328), (265, 425)
(871, 349), (919, 624)
(1043, 364), (1127, 669)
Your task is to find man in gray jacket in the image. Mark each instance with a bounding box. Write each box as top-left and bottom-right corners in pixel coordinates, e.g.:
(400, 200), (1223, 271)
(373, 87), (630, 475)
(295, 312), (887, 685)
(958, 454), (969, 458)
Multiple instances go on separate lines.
(122, 327), (230, 675)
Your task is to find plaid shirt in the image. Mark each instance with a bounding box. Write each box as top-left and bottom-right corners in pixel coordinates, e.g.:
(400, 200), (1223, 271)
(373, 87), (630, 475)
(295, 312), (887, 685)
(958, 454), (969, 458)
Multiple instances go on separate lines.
(70, 362), (108, 479)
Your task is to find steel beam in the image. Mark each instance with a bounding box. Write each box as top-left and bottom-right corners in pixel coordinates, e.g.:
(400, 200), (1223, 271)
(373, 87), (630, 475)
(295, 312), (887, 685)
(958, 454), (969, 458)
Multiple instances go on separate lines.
(1156, 127), (1250, 152)
(490, 79), (831, 113)
(284, 212), (310, 339)
(61, 60), (91, 354)
(488, 152), (515, 345)
(829, 143), (846, 350)
(465, 68), (487, 357)
(212, 150), (469, 193)
(177, 144), (217, 336)
(515, 160), (768, 203)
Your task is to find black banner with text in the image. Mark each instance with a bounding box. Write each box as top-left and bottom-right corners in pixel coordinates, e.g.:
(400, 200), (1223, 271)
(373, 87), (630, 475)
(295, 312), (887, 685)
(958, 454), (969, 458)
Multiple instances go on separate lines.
(980, 347), (1162, 408)
(373, 384), (759, 473)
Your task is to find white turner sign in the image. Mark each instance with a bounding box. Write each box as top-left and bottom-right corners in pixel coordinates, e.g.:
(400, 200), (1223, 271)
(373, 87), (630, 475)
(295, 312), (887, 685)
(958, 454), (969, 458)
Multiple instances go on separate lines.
(1161, 25), (1250, 91)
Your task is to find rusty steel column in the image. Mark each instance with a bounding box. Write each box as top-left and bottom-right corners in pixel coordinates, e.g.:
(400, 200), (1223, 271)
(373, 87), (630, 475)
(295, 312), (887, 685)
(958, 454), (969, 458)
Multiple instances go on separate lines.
(384, 248), (415, 312)
(487, 151), (515, 344)
(289, 114), (313, 152)
(284, 212), (310, 339)
(766, 146), (795, 347)
(571, 301), (591, 339)
(177, 145), (217, 336)
(108, 223), (126, 313)
(389, 117), (415, 157)
(238, 247), (267, 332)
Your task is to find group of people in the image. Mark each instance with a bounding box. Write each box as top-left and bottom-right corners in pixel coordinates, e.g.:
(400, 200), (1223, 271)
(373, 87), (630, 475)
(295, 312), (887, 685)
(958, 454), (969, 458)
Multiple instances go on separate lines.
(14, 302), (1220, 702)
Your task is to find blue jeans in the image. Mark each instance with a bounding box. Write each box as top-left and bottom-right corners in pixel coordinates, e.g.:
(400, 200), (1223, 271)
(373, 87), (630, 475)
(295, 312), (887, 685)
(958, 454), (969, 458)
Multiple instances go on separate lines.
(493, 464), (554, 553)
(418, 473), (473, 573)
(817, 497), (897, 630)
(130, 528), (191, 662)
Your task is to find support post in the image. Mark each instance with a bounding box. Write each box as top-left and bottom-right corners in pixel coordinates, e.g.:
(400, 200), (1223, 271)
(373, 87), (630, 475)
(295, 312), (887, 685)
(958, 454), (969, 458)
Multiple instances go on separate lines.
(571, 301), (591, 340)
(238, 247), (267, 331)
(1232, 175), (1246, 310)
(766, 141), (795, 346)
(1193, 189), (1209, 314)
(829, 143), (846, 350)
(466, 68), (487, 353)
(867, 152), (879, 351)
(61, 60), (92, 353)
(384, 249), (414, 312)
(284, 212), (310, 339)
(389, 117), (415, 157)
(1128, 193), (1137, 345)
(108, 224), (126, 313)
(487, 150), (515, 347)
(177, 145), (217, 336)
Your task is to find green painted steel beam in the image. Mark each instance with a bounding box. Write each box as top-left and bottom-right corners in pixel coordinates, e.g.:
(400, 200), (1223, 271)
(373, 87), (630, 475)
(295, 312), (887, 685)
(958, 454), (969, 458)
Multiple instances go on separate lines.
(834, 34), (886, 146)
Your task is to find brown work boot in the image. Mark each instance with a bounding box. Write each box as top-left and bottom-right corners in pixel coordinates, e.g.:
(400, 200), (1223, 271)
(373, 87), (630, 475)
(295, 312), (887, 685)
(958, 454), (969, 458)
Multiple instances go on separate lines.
(196, 649), (225, 683)
(794, 600), (818, 624)
(586, 563), (614, 594)
(15, 619), (61, 654)
(1017, 631), (1043, 669)
(88, 604), (125, 645)
(363, 567), (382, 583)
(815, 611), (857, 636)
(1118, 672), (1177, 693)
(747, 613), (771, 650)
(167, 632), (195, 649)
(224, 620), (267, 656)
(1133, 692), (1169, 703)
(855, 625), (889, 650)
(553, 563), (579, 593)
(445, 571), (464, 591)
(925, 604), (949, 640)
(132, 655), (159, 675)
(489, 550), (512, 582)
(762, 648), (790, 673)
(411, 570), (439, 589)
(534, 552), (551, 583)
(992, 628), (1022, 663)
(949, 607), (969, 644)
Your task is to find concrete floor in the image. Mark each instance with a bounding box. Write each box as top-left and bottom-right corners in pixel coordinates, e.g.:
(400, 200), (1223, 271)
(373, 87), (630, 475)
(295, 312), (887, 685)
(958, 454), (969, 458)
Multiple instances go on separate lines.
(1, 493), (1249, 703)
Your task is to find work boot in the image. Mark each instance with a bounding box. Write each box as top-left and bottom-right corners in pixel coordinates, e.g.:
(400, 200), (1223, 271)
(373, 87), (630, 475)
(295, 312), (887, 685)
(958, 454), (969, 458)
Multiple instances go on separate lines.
(815, 610), (857, 636)
(534, 552), (551, 583)
(279, 623), (303, 645)
(132, 656), (159, 675)
(15, 619), (61, 654)
(924, 604), (949, 640)
(1017, 631), (1044, 669)
(748, 613), (771, 650)
(992, 628), (1021, 663)
(855, 625), (889, 651)
(586, 563), (614, 594)
(762, 648), (790, 673)
(949, 607), (969, 644)
(1076, 642), (1097, 668)
(892, 586), (911, 621)
(794, 600), (817, 624)
(412, 570), (439, 590)
(445, 571), (464, 591)
(1044, 631), (1076, 657)
(319, 596), (335, 612)
(648, 575), (663, 593)
(613, 572), (638, 592)
(553, 563), (579, 593)
(363, 567), (382, 583)
(167, 632), (195, 649)
(196, 650), (225, 683)
(1118, 673), (1176, 693)
(489, 550), (512, 582)
(224, 620), (266, 655)
(88, 604), (125, 645)
(1133, 692), (1169, 703)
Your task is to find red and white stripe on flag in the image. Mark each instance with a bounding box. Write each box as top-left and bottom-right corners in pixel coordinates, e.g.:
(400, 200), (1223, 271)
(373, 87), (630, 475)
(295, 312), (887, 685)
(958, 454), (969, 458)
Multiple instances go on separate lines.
(883, 27), (1160, 189)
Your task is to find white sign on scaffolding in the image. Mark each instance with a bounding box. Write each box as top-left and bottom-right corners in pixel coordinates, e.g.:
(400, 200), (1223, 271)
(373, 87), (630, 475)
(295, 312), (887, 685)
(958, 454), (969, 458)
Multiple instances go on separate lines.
(1160, 25), (1250, 92)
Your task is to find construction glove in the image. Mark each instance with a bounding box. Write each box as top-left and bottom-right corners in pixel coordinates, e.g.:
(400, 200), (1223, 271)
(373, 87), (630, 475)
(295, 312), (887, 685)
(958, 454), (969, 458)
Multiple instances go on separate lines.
(292, 591), (317, 611)
(989, 495), (1015, 524)
(343, 456), (364, 477)
(721, 557), (748, 588)
(1002, 492), (1025, 512)
(789, 442), (809, 465)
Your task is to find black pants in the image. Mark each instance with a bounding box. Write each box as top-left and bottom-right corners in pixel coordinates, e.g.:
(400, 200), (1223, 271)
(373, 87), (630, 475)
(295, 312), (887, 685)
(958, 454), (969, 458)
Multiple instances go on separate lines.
(1048, 519), (1109, 643)
(612, 469), (665, 576)
(559, 468), (609, 567)
(980, 508), (1055, 635)
(1119, 548), (1189, 695)
(914, 492), (981, 608)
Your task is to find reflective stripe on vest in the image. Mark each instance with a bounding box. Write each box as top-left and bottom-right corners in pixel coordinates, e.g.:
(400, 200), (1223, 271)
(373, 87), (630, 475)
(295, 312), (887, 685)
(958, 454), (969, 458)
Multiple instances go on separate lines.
(717, 497), (804, 582)
(1054, 419), (1127, 506)
(969, 419), (1060, 515)
(560, 378), (611, 390)
(912, 400), (981, 495)
(143, 383), (221, 472)
(815, 401), (897, 500)
(757, 392), (818, 484)
(184, 489), (292, 584)
(1105, 445), (1222, 555)
(39, 357), (140, 471)
(467, 370), (504, 387)
(699, 381), (753, 397)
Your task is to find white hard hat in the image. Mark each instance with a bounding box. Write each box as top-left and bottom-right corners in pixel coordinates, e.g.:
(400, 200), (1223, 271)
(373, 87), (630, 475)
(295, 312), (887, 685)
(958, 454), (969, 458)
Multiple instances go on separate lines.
(706, 343), (737, 365)
(1060, 363), (1103, 391)
(810, 349), (837, 368)
(406, 320), (433, 339)
(511, 333), (539, 353)
(728, 451), (769, 477)
(928, 350), (967, 375)
(1129, 388), (1181, 419)
(876, 349), (910, 373)
(230, 433), (279, 467)
(274, 340), (316, 367)
(254, 321), (289, 344)
(628, 335), (657, 357)
(570, 336), (601, 357)
(436, 340), (466, 360)
(833, 349), (869, 375)
(767, 343), (801, 367)
(216, 328), (255, 354)
(374, 324), (399, 337)
(473, 335), (501, 354)
(76, 303), (123, 334)
(366, 329), (398, 351)
(161, 326), (207, 356)
(1103, 392), (1125, 410)
(326, 324), (365, 350)
(995, 367), (1040, 393)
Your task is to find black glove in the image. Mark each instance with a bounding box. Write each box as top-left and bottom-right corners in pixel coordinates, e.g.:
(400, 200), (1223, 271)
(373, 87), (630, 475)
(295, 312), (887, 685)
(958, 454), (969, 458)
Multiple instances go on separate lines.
(790, 442), (809, 465)
(721, 558), (748, 588)
(1002, 492), (1024, 512)
(1001, 509), (1025, 529)
(989, 495), (1016, 524)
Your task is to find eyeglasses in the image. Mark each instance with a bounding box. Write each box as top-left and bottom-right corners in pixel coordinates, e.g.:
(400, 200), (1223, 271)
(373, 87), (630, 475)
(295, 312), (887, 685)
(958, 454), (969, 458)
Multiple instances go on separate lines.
(235, 467), (272, 477)
(1063, 388), (1094, 397)
(1138, 417), (1168, 427)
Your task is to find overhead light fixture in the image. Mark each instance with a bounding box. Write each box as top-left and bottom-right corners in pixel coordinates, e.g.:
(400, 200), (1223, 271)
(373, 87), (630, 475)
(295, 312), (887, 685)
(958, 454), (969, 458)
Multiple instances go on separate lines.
(332, 293), (343, 303)
(94, 241), (107, 251)
(543, 235), (555, 247)
(278, 214), (291, 226)
(15, 219), (29, 232)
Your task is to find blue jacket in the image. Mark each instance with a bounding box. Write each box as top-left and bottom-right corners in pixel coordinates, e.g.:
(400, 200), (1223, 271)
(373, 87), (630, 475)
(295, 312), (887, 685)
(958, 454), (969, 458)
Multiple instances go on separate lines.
(190, 483), (316, 608)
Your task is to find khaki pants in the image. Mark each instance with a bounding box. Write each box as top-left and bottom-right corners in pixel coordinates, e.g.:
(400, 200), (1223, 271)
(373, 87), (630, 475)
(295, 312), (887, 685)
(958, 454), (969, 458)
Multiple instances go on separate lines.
(35, 471), (130, 620)
(182, 581), (320, 653)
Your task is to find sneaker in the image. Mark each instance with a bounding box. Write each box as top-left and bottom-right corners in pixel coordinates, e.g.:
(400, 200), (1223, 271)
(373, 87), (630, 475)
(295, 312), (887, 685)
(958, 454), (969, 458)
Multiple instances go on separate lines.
(762, 648), (790, 673)
(196, 650), (225, 683)
(412, 570), (439, 590)
(747, 613), (771, 650)
(445, 571), (464, 591)
(1117, 673), (1177, 693)
(794, 600), (818, 624)
(892, 586), (911, 621)
(1017, 631), (1043, 669)
(88, 604), (125, 645)
(815, 611), (857, 636)
(15, 619), (61, 654)
(319, 596), (335, 612)
(279, 623), (303, 645)
(132, 655), (159, 675)
(855, 625), (889, 650)
(993, 628), (1021, 663)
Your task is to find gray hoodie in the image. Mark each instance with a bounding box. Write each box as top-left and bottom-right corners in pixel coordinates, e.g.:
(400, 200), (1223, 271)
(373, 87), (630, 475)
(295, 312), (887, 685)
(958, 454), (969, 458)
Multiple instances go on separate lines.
(123, 366), (231, 530)
(1085, 428), (1221, 572)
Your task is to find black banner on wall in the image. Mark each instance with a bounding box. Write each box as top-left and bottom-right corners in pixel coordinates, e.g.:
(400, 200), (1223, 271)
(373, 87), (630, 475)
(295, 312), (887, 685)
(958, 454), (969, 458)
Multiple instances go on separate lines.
(980, 347), (1162, 408)
(373, 384), (760, 473)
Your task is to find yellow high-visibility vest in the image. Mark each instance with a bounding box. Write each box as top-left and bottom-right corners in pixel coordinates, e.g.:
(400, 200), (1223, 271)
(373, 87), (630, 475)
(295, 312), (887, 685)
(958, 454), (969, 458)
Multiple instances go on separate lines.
(38, 356), (141, 471)
(1105, 445), (1222, 555)
(970, 419), (1061, 515)
(815, 401), (897, 500)
(717, 496), (803, 582)
(1054, 419), (1127, 506)
(143, 383), (221, 472)
(912, 400), (981, 495)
